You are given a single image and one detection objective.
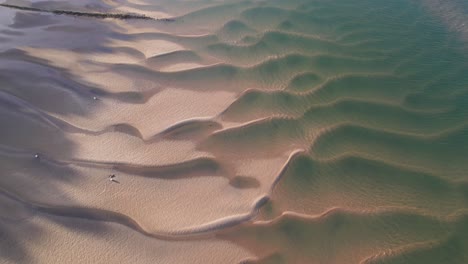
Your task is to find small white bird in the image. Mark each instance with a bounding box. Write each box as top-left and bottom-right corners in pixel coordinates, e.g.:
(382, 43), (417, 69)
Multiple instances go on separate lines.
(93, 96), (98, 100)
(34, 154), (39, 159)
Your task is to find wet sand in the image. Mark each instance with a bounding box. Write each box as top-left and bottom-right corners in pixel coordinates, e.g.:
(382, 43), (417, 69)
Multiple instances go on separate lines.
(1, 0), (468, 263)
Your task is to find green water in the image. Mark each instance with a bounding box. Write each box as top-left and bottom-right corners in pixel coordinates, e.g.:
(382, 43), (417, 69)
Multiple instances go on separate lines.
(219, 0), (468, 263)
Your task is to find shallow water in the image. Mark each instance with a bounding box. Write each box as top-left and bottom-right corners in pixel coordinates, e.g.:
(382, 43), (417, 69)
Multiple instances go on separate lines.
(0, 0), (468, 263)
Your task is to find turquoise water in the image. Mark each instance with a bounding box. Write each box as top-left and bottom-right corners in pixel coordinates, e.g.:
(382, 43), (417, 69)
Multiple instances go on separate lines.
(218, 0), (468, 263)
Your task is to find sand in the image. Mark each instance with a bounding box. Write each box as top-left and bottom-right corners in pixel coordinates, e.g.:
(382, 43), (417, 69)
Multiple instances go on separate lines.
(1, 0), (468, 263)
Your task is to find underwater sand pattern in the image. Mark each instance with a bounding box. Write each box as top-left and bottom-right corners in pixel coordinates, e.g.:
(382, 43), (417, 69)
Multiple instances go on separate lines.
(1, 0), (468, 263)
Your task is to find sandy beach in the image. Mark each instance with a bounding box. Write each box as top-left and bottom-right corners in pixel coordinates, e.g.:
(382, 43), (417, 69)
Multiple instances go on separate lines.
(1, 0), (468, 263)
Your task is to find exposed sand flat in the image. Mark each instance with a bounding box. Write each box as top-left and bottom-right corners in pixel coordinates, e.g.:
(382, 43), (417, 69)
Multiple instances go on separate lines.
(0, 154), (256, 232)
(0, 196), (251, 264)
(54, 88), (236, 138)
(111, 4), (170, 19)
(160, 62), (209, 72)
(109, 39), (184, 59)
(1, 0), (468, 263)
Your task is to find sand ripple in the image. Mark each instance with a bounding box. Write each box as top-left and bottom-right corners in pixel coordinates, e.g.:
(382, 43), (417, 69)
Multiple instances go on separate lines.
(1, 0), (468, 263)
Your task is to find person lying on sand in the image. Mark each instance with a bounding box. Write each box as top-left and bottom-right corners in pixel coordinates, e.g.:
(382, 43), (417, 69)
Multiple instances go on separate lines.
(109, 174), (118, 183)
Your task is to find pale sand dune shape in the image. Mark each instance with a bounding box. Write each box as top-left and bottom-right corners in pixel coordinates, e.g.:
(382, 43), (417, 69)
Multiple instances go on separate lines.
(0, 150), (263, 232)
(70, 156), (229, 180)
(158, 118), (222, 140)
(105, 1), (171, 19)
(145, 50), (205, 69)
(7, 113), (221, 143)
(159, 62), (209, 72)
(66, 132), (207, 165)
(0, 192), (251, 264)
(50, 88), (236, 138)
(0, 51), (237, 135)
(109, 39), (184, 58)
(0, 185), (264, 238)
